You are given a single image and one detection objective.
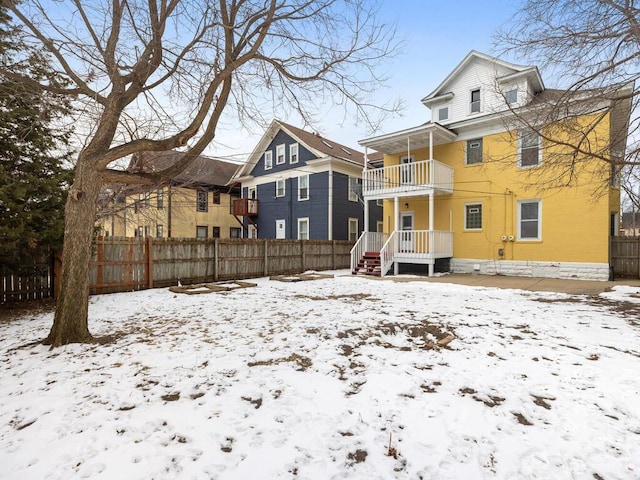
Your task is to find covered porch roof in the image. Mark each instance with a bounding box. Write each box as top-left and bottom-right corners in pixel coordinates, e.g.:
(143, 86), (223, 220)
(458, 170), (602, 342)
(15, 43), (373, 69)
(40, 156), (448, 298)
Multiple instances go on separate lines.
(359, 122), (458, 155)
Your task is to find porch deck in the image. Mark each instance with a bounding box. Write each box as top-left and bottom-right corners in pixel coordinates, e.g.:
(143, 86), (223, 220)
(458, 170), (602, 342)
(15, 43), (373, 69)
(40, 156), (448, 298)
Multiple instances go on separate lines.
(362, 159), (453, 199)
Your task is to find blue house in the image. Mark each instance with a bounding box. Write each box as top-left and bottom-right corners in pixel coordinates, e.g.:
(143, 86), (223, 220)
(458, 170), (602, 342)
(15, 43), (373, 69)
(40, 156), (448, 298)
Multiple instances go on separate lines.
(230, 120), (382, 241)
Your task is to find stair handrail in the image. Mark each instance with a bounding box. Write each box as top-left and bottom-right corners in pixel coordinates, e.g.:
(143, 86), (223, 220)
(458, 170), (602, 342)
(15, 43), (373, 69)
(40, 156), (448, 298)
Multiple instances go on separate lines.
(379, 231), (397, 276)
(350, 231), (369, 272)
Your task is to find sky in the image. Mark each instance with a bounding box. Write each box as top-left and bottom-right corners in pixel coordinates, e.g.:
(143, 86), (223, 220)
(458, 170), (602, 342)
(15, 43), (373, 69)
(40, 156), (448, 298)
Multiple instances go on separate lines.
(2, 272), (639, 479)
(209, 0), (521, 163)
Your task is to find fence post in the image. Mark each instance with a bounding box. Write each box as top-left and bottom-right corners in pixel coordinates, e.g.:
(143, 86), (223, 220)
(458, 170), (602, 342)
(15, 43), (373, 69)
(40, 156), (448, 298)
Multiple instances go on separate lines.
(332, 240), (336, 270)
(96, 237), (104, 295)
(146, 236), (154, 289)
(264, 239), (269, 277)
(214, 238), (219, 282)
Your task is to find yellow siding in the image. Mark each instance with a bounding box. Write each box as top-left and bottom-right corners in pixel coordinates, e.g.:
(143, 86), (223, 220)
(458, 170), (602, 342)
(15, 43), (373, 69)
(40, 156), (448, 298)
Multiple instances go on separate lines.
(381, 113), (619, 264)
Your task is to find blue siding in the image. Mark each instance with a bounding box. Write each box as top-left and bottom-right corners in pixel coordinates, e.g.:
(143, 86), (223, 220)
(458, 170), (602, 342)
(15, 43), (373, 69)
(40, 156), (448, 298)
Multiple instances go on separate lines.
(241, 126), (380, 240)
(251, 130), (317, 177)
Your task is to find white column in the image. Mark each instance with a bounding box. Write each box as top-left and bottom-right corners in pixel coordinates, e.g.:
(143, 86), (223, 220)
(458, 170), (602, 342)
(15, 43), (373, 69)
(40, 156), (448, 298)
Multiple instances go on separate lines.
(429, 130), (433, 160)
(394, 196), (399, 275)
(429, 192), (435, 277)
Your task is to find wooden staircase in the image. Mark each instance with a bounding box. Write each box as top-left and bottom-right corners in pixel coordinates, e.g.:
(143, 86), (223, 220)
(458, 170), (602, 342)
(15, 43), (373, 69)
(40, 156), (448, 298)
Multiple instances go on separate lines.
(352, 251), (382, 276)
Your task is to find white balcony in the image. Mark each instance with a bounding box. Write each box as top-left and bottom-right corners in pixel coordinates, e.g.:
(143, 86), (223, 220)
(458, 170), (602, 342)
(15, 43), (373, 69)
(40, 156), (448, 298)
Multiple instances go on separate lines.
(362, 159), (453, 199)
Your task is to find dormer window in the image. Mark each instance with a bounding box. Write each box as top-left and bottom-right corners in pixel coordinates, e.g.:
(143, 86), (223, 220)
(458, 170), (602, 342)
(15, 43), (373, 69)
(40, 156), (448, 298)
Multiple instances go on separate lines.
(437, 106), (449, 122)
(505, 88), (518, 105)
(470, 89), (481, 113)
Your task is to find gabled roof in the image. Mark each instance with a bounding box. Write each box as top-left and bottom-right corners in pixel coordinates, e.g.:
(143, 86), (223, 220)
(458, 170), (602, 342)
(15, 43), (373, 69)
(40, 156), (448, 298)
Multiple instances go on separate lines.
(128, 150), (239, 188)
(232, 119), (366, 180)
(421, 50), (544, 106)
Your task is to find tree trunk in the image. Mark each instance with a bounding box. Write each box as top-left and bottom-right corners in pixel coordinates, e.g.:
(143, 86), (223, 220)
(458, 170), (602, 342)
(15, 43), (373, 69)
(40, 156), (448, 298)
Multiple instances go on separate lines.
(45, 153), (103, 346)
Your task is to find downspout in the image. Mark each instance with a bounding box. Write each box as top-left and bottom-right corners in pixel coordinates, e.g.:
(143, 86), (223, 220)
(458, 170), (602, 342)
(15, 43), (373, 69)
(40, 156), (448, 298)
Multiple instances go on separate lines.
(168, 185), (172, 238)
(328, 165), (333, 240)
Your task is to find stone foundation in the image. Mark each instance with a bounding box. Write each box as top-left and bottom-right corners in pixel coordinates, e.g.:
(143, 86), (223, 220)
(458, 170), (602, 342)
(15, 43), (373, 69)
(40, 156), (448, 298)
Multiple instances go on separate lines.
(449, 258), (610, 281)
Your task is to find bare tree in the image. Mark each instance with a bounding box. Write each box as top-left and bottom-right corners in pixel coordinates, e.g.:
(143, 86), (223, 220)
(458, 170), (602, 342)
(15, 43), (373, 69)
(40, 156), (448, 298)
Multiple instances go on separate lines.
(495, 0), (636, 197)
(1, 0), (399, 347)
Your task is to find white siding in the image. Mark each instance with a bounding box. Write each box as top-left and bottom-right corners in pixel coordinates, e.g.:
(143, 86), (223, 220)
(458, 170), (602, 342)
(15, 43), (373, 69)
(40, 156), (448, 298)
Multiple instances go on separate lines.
(431, 59), (527, 124)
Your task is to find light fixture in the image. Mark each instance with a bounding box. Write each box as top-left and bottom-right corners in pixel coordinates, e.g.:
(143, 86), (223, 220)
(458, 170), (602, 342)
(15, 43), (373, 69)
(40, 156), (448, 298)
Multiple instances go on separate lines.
(404, 203), (409, 208)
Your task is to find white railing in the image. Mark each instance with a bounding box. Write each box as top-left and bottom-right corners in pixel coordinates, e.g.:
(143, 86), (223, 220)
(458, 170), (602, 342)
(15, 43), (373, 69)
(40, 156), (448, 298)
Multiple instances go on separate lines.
(379, 232), (397, 276)
(377, 230), (454, 276)
(362, 159), (454, 197)
(350, 232), (388, 272)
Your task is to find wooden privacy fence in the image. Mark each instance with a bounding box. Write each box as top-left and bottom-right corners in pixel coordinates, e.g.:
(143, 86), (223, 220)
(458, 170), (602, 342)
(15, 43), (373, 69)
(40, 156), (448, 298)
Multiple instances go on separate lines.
(89, 237), (353, 294)
(610, 236), (640, 278)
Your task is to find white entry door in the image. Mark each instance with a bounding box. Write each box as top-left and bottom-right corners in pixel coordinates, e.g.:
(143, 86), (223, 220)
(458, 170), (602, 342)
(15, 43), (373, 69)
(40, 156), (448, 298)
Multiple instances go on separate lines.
(276, 219), (286, 239)
(400, 212), (414, 252)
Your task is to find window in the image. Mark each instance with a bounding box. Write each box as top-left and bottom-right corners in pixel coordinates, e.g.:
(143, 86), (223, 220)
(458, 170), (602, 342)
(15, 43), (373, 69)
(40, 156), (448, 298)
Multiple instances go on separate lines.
(518, 200), (541, 240)
(156, 225), (163, 238)
(348, 218), (359, 242)
(298, 174), (309, 201)
(376, 221), (384, 233)
(212, 226), (220, 238)
(248, 186), (257, 199)
(157, 188), (164, 209)
(276, 144), (286, 165)
(519, 130), (541, 167)
(438, 106), (449, 121)
(213, 191), (221, 204)
(466, 138), (483, 165)
(144, 226), (151, 237)
(465, 203), (482, 230)
(248, 224), (258, 239)
(505, 88), (518, 105)
(290, 143), (299, 164)
(230, 227), (241, 238)
(196, 226), (208, 238)
(470, 89), (481, 113)
(197, 190), (208, 211)
(139, 192), (150, 208)
(348, 176), (360, 202)
(297, 218), (309, 240)
(137, 226), (143, 237)
(264, 151), (273, 170)
(276, 179), (285, 197)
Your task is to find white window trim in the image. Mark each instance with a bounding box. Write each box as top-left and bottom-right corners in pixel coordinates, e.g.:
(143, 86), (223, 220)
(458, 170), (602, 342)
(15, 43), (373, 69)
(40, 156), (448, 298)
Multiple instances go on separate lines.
(464, 202), (483, 231)
(290, 143), (299, 164)
(248, 224), (257, 239)
(348, 217), (359, 242)
(276, 144), (286, 165)
(247, 186), (257, 199)
(376, 221), (384, 233)
(518, 130), (542, 168)
(264, 150), (273, 170)
(298, 174), (309, 201)
(504, 88), (518, 105)
(465, 138), (483, 165)
(297, 217), (310, 240)
(276, 178), (285, 198)
(517, 199), (542, 241)
(348, 176), (360, 202)
(470, 88), (481, 115)
(437, 106), (449, 122)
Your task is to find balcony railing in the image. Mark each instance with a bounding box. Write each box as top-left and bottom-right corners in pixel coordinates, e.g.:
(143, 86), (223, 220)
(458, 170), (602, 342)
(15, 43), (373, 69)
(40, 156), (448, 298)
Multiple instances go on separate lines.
(232, 198), (259, 216)
(362, 159), (453, 198)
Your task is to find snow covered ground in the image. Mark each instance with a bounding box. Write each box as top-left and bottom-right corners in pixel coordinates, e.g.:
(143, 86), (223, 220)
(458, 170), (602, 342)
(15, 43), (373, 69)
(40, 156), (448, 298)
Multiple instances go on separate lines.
(1, 271), (639, 480)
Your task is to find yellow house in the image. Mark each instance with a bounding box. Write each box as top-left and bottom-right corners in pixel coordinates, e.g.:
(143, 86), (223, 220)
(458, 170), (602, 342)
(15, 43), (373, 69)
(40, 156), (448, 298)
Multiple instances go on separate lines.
(97, 151), (241, 239)
(352, 51), (631, 281)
